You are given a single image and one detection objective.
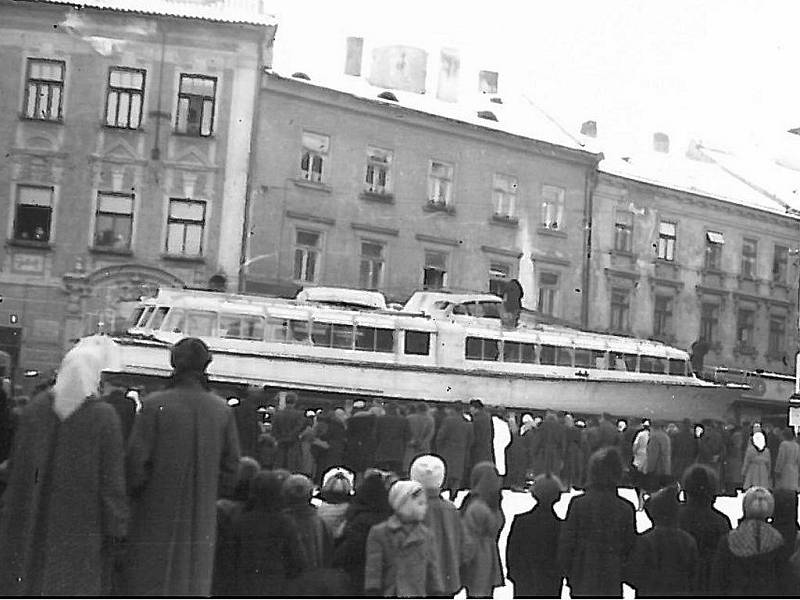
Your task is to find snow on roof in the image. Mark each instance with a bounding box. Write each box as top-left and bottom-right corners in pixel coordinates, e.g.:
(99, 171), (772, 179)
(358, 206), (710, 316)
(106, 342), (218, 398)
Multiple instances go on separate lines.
(31, 0), (276, 26)
(268, 70), (594, 156)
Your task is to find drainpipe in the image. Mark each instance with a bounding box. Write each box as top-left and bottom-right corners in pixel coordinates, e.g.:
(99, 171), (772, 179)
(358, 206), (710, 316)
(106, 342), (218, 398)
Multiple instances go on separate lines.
(581, 158), (601, 328)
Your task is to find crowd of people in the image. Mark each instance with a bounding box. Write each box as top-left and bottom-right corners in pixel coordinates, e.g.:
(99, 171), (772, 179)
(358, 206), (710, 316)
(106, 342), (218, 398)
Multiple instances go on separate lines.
(0, 335), (799, 597)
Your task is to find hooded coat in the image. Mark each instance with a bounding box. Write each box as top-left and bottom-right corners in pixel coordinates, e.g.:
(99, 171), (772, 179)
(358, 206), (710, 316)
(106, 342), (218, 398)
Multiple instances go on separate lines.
(773, 439), (800, 491)
(742, 442), (771, 489)
(711, 519), (786, 596)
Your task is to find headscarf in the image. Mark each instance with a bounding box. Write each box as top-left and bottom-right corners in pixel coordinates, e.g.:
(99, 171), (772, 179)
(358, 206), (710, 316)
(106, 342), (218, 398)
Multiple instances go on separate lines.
(752, 431), (767, 452)
(52, 336), (121, 421)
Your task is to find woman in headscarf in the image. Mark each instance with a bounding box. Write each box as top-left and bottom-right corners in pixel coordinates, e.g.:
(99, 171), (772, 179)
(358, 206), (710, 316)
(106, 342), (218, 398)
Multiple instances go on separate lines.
(0, 336), (128, 596)
(742, 431), (772, 489)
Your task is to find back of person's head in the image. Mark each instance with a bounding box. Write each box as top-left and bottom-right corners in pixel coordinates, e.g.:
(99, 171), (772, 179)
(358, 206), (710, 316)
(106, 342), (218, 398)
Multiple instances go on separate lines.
(681, 463), (718, 505)
(410, 454), (446, 492)
(645, 485), (680, 526)
(249, 469), (285, 510)
(782, 427), (796, 442)
(284, 392), (298, 406)
(469, 461), (501, 511)
(742, 486), (774, 521)
(353, 471), (391, 514)
(531, 473), (563, 505)
(772, 488), (799, 527)
(416, 401), (429, 414)
(586, 446), (623, 490)
(170, 337), (212, 373)
(233, 456), (261, 501)
(282, 473), (313, 507)
(385, 401), (398, 416)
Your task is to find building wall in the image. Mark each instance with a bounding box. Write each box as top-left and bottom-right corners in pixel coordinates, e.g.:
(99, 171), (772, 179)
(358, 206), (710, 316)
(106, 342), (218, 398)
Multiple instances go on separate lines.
(590, 172), (800, 375)
(0, 1), (271, 378)
(246, 74), (597, 317)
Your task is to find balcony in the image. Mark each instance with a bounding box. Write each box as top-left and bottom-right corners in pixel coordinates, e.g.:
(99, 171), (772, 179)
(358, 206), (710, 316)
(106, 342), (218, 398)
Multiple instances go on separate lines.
(423, 200), (456, 215)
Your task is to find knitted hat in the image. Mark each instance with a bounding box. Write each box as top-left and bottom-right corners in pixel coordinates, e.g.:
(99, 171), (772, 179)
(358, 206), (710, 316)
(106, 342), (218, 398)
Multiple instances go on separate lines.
(742, 486), (774, 520)
(531, 473), (563, 504)
(388, 480), (423, 512)
(410, 455), (446, 490)
(282, 473), (313, 506)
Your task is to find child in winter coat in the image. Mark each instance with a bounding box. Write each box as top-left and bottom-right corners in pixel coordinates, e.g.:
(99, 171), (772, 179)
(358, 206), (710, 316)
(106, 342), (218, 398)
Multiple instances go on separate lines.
(364, 480), (444, 598)
(506, 473), (564, 598)
(410, 454), (464, 596)
(316, 467), (354, 540)
(628, 484), (699, 597)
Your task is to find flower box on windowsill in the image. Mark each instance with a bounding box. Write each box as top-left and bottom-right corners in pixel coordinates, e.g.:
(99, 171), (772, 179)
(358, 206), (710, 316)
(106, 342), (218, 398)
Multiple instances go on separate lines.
(490, 214), (519, 227)
(90, 245), (133, 256)
(292, 179), (332, 193)
(6, 238), (52, 250)
(423, 200), (456, 215)
(360, 190), (394, 204)
(160, 253), (205, 264)
(537, 227), (567, 238)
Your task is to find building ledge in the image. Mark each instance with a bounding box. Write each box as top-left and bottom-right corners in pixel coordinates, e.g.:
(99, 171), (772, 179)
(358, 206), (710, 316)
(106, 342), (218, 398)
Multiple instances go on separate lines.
(6, 239), (52, 250)
(292, 179), (332, 193)
(537, 227), (567, 239)
(423, 200), (456, 215)
(490, 214), (519, 227)
(172, 130), (216, 141)
(360, 190), (394, 203)
(102, 123), (146, 134)
(19, 114), (63, 125)
(89, 246), (134, 257)
(160, 253), (205, 264)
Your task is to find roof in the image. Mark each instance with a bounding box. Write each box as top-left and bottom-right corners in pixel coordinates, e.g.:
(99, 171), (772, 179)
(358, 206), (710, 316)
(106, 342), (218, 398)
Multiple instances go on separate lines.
(27, 0), (276, 26)
(266, 71), (597, 159)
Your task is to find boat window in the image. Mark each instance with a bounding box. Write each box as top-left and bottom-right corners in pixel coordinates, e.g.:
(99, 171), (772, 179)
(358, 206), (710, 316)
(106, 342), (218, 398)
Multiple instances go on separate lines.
(502, 341), (536, 363)
(465, 337), (500, 361)
(609, 352), (638, 372)
(129, 307), (145, 328)
(669, 358), (687, 376)
(331, 324), (354, 349)
(575, 348), (607, 369)
(640, 355), (667, 374)
(185, 311), (217, 337)
(220, 314), (265, 340)
(556, 347), (573, 367)
(149, 307), (170, 330)
(162, 308), (184, 333)
(290, 320), (309, 342)
(266, 317), (289, 341)
(356, 327), (394, 352)
(539, 344), (557, 365)
(404, 331), (431, 355)
(137, 306), (155, 327)
(311, 322), (332, 346)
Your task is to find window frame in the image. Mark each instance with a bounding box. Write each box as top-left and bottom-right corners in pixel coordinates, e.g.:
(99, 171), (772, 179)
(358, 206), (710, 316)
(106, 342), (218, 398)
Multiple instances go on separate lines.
(165, 198), (207, 256)
(657, 221), (677, 261)
(700, 302), (720, 345)
(300, 131), (330, 183)
(174, 73), (217, 137)
(94, 191), (134, 250)
(613, 209), (634, 253)
(736, 306), (756, 348)
(768, 315), (786, 356)
(13, 184), (55, 242)
(653, 294), (673, 339)
(428, 160), (454, 206)
(492, 173), (517, 218)
(293, 228), (323, 283)
(105, 66), (145, 129)
(705, 230), (724, 270)
(541, 184), (565, 231)
(23, 58), (65, 122)
(610, 287), (631, 332)
(358, 239), (386, 290)
(772, 245), (789, 284)
(422, 249), (449, 290)
(741, 237), (758, 280)
(364, 146), (393, 194)
(538, 271), (560, 316)
(488, 262), (510, 297)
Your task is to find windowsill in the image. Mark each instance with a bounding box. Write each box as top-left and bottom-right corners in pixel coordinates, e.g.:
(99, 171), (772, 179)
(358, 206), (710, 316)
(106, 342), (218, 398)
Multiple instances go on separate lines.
(702, 267), (724, 275)
(6, 238), (52, 250)
(769, 280), (791, 290)
(611, 249), (635, 258)
(733, 344), (757, 356)
(537, 227), (567, 238)
(292, 179), (332, 193)
(19, 114), (63, 125)
(360, 191), (394, 203)
(737, 275), (760, 283)
(90, 245), (133, 256)
(423, 201), (456, 215)
(490, 214), (519, 227)
(655, 257), (677, 265)
(160, 253), (205, 264)
(172, 131), (215, 140)
(102, 123), (145, 133)
(765, 352), (786, 362)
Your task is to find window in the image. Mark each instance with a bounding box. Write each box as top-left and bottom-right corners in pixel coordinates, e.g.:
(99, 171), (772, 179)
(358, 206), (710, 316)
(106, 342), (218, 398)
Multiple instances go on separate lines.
(541, 185), (565, 230)
(423, 251), (448, 289)
(24, 59), (65, 121)
(365, 146), (392, 194)
(700, 302), (719, 345)
(293, 230), (322, 282)
(14, 185), (53, 242)
(300, 132), (330, 183)
(355, 327), (394, 352)
(404, 331), (431, 355)
(768, 316), (786, 356)
(359, 240), (385, 289)
(311, 322), (354, 349)
(94, 192), (134, 250)
(428, 161), (453, 206)
(493, 173), (517, 218)
(220, 314), (265, 340)
(657, 221), (676, 261)
(741, 238), (758, 279)
(610, 287), (630, 331)
(736, 307), (755, 348)
(502, 341), (537, 363)
(773, 245), (789, 284)
(575, 348), (608, 369)
(614, 210), (633, 252)
(465, 337), (500, 361)
(175, 74), (216, 136)
(705, 231), (724, 270)
(488, 262), (510, 296)
(106, 67), (145, 129)
(640, 356), (667, 374)
(538, 272), (559, 316)
(166, 199), (206, 256)
(653, 295), (673, 339)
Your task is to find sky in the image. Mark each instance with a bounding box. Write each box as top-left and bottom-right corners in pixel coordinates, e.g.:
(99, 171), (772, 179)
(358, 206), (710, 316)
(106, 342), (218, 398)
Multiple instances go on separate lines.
(265, 0), (800, 155)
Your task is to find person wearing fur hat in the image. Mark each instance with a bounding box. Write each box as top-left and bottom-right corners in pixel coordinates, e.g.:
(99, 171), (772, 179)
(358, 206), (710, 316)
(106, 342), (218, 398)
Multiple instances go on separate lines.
(506, 473), (565, 597)
(317, 467), (355, 540)
(410, 454), (463, 596)
(676, 463), (731, 595)
(364, 479), (443, 597)
(742, 431), (772, 489)
(627, 485), (699, 597)
(460, 461), (506, 598)
(123, 337), (240, 597)
(558, 447), (636, 598)
(711, 486), (787, 596)
(0, 336), (129, 596)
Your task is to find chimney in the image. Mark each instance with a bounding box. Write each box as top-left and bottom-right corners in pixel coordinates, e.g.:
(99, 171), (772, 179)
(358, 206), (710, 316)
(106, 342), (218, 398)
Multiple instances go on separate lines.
(436, 48), (460, 102)
(367, 45), (428, 94)
(653, 132), (670, 153)
(344, 37), (364, 76)
(580, 120), (597, 138)
(478, 70), (498, 94)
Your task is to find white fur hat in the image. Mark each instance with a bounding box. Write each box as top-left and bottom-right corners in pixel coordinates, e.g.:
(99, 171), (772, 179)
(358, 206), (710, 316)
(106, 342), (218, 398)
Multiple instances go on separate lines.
(410, 454), (446, 490)
(388, 480), (423, 511)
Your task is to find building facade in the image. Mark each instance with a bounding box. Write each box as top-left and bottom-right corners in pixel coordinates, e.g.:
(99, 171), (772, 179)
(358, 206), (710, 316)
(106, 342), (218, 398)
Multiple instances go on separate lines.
(0, 0), (274, 378)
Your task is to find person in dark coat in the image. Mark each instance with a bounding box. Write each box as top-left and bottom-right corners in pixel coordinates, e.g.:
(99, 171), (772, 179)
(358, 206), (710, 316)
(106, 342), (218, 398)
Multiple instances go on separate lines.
(232, 470), (305, 597)
(403, 402), (435, 473)
(101, 382), (137, 443)
(532, 410), (565, 480)
(627, 485), (699, 597)
(722, 423), (744, 495)
(616, 419), (634, 485)
(697, 420), (725, 483)
(558, 446), (636, 598)
(507, 474), (564, 598)
(676, 463), (731, 595)
(501, 278), (524, 328)
(671, 418), (697, 482)
(591, 412), (620, 453)
(332, 471), (392, 595)
(504, 413), (528, 490)
(561, 414), (584, 490)
(644, 421), (672, 490)
(313, 409), (347, 484)
(123, 337), (240, 597)
(271, 392), (306, 471)
(344, 401), (377, 476)
(374, 402), (411, 474)
(468, 398), (495, 468)
(435, 404), (473, 500)
(711, 486), (787, 597)
(0, 337), (129, 597)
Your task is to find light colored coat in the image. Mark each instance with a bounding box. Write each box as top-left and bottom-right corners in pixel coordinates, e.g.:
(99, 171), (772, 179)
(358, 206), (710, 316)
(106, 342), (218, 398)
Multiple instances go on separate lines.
(741, 444), (771, 489)
(773, 440), (800, 491)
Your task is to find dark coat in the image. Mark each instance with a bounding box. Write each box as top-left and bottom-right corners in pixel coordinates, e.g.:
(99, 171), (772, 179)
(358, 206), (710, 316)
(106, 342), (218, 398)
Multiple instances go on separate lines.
(422, 491), (463, 595)
(711, 520), (786, 597)
(103, 389), (136, 442)
(461, 496), (505, 597)
(435, 414), (472, 485)
(374, 414), (411, 468)
(723, 430), (744, 489)
(470, 409), (495, 467)
(677, 501), (731, 595)
(590, 420), (620, 453)
(507, 505), (563, 597)
(506, 428), (529, 488)
(123, 380), (241, 597)
(283, 504), (336, 595)
(531, 416), (565, 477)
(272, 406), (306, 471)
(344, 412), (377, 474)
(315, 416), (347, 480)
(627, 526), (699, 597)
(645, 429), (671, 479)
(671, 425), (697, 481)
(212, 498), (246, 597)
(562, 426), (584, 489)
(0, 392), (128, 597)
(403, 412), (435, 471)
(557, 489), (636, 598)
